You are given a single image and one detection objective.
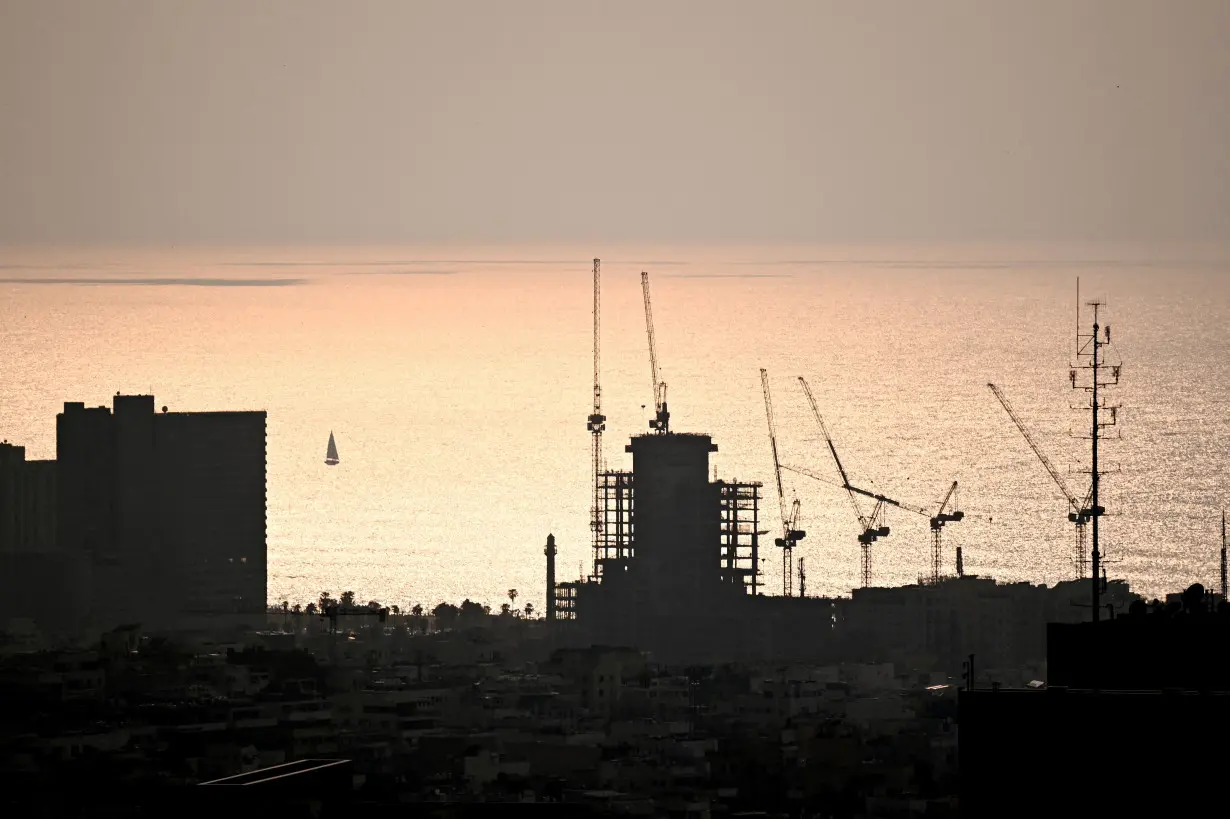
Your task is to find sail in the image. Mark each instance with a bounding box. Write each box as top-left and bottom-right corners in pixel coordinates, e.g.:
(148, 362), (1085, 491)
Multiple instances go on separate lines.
(325, 431), (339, 463)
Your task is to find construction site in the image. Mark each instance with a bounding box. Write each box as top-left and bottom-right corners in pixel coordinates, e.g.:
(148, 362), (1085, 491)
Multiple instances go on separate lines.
(543, 262), (1152, 671)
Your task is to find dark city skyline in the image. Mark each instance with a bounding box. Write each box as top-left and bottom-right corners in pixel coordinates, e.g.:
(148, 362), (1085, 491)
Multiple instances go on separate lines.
(3, 1), (1230, 815)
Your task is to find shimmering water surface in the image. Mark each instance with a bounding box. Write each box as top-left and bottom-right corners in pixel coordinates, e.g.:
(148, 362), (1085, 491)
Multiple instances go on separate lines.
(2, 244), (1228, 611)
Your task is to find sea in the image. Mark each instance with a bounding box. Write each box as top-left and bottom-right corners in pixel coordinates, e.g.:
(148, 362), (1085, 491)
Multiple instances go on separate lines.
(2, 243), (1228, 613)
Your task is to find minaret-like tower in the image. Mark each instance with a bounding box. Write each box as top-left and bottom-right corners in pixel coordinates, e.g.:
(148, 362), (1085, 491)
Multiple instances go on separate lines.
(545, 533), (557, 620)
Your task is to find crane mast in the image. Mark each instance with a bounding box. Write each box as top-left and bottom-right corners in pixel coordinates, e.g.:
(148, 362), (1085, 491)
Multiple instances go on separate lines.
(1221, 510), (1227, 601)
(586, 259), (605, 579)
(988, 382), (1090, 578)
(760, 369), (805, 596)
(641, 272), (669, 433)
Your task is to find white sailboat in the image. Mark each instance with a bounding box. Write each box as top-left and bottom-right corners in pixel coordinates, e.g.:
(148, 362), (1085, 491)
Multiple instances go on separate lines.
(325, 431), (340, 466)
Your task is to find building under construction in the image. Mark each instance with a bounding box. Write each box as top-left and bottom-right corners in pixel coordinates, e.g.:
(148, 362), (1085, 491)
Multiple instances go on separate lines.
(544, 265), (1141, 669)
(550, 429), (840, 664)
(539, 262), (832, 663)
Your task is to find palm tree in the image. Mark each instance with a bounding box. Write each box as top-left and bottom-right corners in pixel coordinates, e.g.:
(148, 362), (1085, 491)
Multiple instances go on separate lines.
(525, 602), (534, 619)
(340, 590), (356, 609)
(305, 602), (317, 616)
(508, 589), (518, 609)
(411, 603), (423, 617)
(433, 602), (461, 630)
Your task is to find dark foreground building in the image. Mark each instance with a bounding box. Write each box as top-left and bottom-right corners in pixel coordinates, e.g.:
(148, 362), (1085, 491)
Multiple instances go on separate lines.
(960, 597), (1230, 817)
(960, 687), (1230, 817)
(0, 441), (89, 637)
(55, 394), (267, 635)
(0, 441), (56, 553)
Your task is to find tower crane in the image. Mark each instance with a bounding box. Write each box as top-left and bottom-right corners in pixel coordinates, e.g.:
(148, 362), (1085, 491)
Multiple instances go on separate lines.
(761, 368), (806, 596)
(796, 377), (897, 588)
(987, 382), (1093, 579)
(794, 377), (961, 587)
(641, 271), (669, 433)
(929, 481), (964, 584)
(586, 259), (605, 579)
(781, 460), (961, 587)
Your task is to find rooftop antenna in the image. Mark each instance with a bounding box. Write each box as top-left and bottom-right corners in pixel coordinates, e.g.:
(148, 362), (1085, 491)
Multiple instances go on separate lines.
(1070, 286), (1121, 624)
(1221, 510), (1226, 600)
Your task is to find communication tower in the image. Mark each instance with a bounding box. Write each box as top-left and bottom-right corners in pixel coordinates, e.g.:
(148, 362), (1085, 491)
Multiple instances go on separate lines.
(1070, 280), (1122, 623)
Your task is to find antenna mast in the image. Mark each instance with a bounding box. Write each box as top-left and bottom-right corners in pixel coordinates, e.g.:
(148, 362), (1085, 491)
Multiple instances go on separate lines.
(586, 259), (605, 579)
(1221, 510), (1226, 601)
(1070, 289), (1120, 623)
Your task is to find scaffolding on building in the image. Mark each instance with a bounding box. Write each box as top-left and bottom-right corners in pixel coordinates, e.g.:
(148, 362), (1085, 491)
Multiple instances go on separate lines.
(717, 480), (762, 595)
(553, 581), (580, 620)
(592, 469), (634, 581)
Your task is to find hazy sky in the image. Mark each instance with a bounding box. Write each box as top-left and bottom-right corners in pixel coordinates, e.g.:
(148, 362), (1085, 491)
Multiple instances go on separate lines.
(2, 0), (1228, 246)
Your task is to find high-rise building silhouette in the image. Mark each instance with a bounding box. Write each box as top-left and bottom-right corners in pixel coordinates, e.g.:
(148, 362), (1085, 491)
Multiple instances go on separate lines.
(0, 441), (56, 554)
(57, 394), (267, 633)
(0, 440), (86, 637)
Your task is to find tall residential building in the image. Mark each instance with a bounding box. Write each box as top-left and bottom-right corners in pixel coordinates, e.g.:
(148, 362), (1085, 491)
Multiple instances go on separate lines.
(0, 441), (57, 553)
(57, 394), (267, 633)
(0, 440), (88, 638)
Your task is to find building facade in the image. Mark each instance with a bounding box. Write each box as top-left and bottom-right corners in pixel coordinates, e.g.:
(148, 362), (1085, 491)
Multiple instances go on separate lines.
(843, 576), (1141, 675)
(57, 394), (267, 633)
(0, 440), (89, 637)
(0, 441), (56, 553)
